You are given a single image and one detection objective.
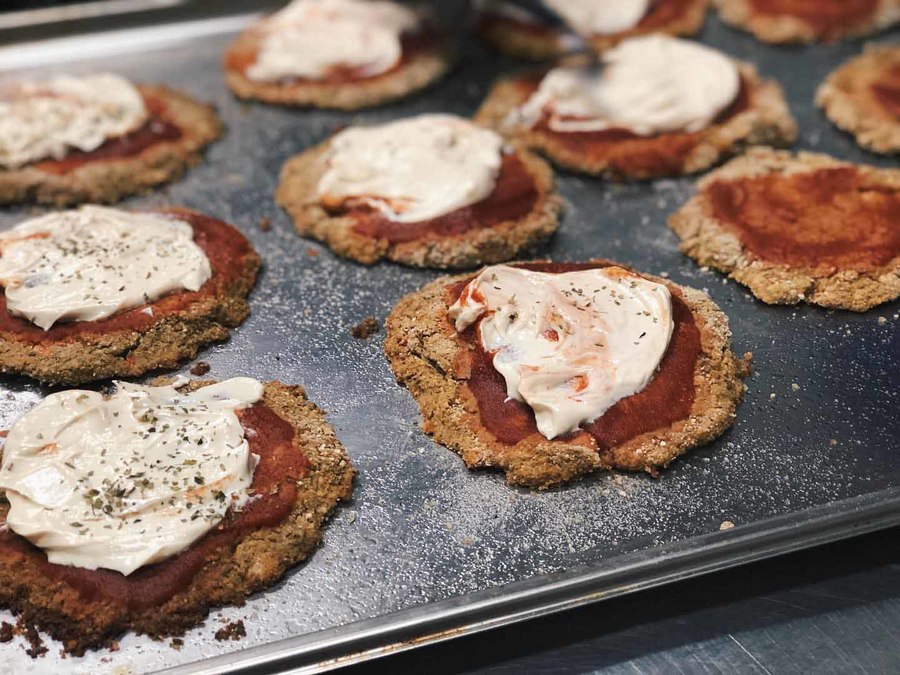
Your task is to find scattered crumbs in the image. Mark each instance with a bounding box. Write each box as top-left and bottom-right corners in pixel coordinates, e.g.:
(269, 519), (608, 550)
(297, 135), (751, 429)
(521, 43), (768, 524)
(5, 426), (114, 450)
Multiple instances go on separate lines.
(877, 316), (887, 326)
(0, 622), (13, 643)
(214, 620), (246, 642)
(190, 361), (211, 376)
(170, 638), (184, 651)
(791, 383), (800, 391)
(350, 316), (380, 340)
(345, 512), (357, 524)
(462, 535), (474, 546)
(769, 393), (776, 400)
(660, 271), (669, 278)
(829, 439), (839, 446)
(23, 622), (47, 658)
(258, 217), (271, 232)
(306, 248), (319, 257)
(719, 520), (735, 531)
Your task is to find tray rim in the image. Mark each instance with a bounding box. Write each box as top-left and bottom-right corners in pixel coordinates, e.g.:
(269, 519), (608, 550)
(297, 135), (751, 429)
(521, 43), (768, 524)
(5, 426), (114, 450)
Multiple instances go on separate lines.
(0, 7), (897, 675)
(158, 486), (900, 675)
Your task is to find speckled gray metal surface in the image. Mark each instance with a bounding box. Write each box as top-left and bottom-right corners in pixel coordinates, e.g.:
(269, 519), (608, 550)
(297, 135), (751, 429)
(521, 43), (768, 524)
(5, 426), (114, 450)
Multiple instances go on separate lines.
(0, 4), (898, 674)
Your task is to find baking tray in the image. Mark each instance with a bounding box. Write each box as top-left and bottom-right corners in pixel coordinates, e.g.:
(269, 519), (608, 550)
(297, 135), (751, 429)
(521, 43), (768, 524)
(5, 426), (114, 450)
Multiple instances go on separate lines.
(0, 4), (898, 673)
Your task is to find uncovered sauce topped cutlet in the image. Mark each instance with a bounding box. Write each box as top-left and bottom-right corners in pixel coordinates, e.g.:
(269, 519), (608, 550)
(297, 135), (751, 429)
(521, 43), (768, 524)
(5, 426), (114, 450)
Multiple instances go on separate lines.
(705, 167), (900, 270)
(748, 0), (879, 37)
(448, 262), (701, 453)
(343, 152), (539, 243)
(515, 74), (751, 176)
(0, 402), (308, 610)
(0, 209), (253, 341)
(872, 63), (900, 119)
(30, 95), (183, 176)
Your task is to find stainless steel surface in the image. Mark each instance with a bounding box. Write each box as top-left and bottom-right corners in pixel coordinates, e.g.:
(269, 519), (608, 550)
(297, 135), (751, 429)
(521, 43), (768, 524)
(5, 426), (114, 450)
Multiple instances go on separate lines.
(0, 5), (898, 674)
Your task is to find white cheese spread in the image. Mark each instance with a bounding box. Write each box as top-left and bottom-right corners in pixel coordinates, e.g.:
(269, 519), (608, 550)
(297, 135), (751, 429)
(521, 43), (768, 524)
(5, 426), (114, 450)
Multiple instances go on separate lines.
(0, 205), (212, 330)
(544, 0), (650, 35)
(0, 378), (264, 576)
(0, 73), (148, 169)
(511, 35), (741, 135)
(247, 0), (421, 82)
(449, 265), (674, 440)
(317, 113), (504, 223)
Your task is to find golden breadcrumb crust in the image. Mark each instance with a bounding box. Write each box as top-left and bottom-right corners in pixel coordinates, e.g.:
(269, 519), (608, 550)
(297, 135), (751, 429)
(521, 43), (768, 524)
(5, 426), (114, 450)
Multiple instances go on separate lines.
(223, 25), (454, 110)
(385, 262), (750, 488)
(474, 61), (796, 179)
(476, 0), (709, 60)
(0, 380), (355, 656)
(713, 0), (900, 43)
(276, 139), (562, 269)
(0, 209), (260, 385)
(817, 44), (900, 155)
(669, 148), (900, 311)
(0, 85), (222, 207)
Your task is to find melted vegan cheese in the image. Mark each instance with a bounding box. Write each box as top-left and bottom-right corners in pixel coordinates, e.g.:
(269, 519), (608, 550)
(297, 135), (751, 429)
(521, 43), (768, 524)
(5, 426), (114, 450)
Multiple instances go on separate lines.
(317, 114), (505, 223)
(0, 378), (264, 576)
(0, 205), (212, 330)
(544, 0), (650, 35)
(512, 35), (740, 135)
(0, 73), (148, 169)
(449, 265), (674, 440)
(247, 0), (421, 82)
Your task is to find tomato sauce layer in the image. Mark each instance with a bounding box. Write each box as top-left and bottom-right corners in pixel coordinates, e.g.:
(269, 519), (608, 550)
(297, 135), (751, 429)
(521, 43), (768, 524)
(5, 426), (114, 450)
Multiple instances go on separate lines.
(31, 95), (182, 176)
(516, 74), (750, 176)
(0, 402), (308, 610)
(477, 0), (694, 38)
(338, 152), (539, 244)
(871, 63), (900, 119)
(706, 167), (900, 270)
(748, 0), (878, 37)
(0, 210), (253, 342)
(226, 30), (436, 85)
(449, 262), (701, 451)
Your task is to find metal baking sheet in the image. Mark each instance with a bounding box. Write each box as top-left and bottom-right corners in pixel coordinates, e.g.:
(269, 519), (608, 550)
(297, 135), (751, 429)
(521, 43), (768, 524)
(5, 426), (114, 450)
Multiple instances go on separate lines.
(0, 4), (898, 673)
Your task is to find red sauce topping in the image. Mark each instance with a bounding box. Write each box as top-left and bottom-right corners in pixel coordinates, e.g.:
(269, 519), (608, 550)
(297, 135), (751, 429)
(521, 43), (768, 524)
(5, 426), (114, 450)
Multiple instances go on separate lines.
(706, 167), (900, 270)
(336, 152), (539, 244)
(0, 209), (253, 342)
(518, 74), (750, 176)
(477, 0), (693, 38)
(450, 262), (701, 452)
(871, 63), (900, 119)
(0, 402), (308, 610)
(30, 95), (182, 176)
(748, 0), (878, 37)
(226, 30), (435, 85)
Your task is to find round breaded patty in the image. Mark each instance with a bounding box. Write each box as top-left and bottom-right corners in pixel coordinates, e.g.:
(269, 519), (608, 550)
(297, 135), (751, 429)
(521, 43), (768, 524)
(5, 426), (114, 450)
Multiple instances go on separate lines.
(384, 262), (750, 488)
(712, 0), (899, 43)
(276, 139), (562, 269)
(476, 0), (709, 60)
(0, 208), (260, 385)
(817, 44), (900, 155)
(0, 379), (354, 656)
(669, 149), (900, 311)
(0, 85), (222, 207)
(223, 23), (454, 110)
(474, 61), (796, 180)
